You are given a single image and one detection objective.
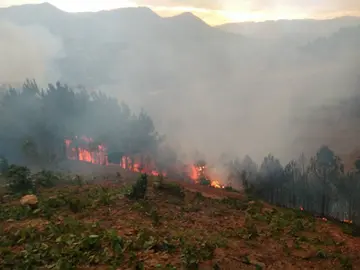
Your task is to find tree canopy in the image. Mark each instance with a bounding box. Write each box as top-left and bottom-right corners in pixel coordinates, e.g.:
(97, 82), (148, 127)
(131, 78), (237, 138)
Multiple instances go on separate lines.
(0, 80), (161, 167)
(230, 146), (360, 225)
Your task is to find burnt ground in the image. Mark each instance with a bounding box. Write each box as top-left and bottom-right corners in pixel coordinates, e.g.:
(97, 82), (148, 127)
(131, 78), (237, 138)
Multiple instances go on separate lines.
(1, 174), (360, 269)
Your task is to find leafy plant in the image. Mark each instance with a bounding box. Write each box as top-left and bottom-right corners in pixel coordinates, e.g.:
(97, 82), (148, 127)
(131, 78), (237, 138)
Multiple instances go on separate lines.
(5, 165), (34, 194)
(67, 197), (86, 213)
(181, 242), (215, 269)
(199, 176), (211, 186)
(159, 182), (185, 199)
(33, 170), (58, 188)
(150, 209), (161, 226)
(0, 157), (9, 174)
(127, 174), (148, 200)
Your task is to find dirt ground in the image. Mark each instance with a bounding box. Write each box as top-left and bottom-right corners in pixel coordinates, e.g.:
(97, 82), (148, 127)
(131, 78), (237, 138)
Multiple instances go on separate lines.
(1, 172), (360, 269)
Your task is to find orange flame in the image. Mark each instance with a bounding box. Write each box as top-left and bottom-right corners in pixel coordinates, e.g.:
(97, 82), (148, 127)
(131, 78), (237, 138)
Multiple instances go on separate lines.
(65, 137), (108, 165)
(189, 163), (224, 189)
(119, 155), (165, 176)
(211, 180), (222, 188)
(66, 137), (227, 181)
(190, 165), (198, 181)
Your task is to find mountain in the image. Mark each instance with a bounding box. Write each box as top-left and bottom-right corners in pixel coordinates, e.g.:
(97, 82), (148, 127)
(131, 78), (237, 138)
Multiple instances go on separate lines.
(303, 24), (360, 57)
(0, 3), (244, 87)
(218, 17), (360, 44)
(1, 3), (360, 161)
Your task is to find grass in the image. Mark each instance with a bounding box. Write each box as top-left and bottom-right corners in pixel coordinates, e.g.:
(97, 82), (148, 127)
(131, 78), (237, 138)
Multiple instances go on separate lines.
(0, 174), (359, 269)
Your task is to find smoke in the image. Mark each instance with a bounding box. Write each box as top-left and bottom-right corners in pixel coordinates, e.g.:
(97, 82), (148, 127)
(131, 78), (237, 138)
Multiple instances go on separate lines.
(1, 4), (360, 177)
(330, 0), (360, 10)
(99, 17), (360, 167)
(0, 21), (63, 85)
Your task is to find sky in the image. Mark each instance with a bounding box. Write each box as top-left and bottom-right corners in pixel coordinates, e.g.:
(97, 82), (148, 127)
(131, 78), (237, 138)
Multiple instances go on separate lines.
(1, 0), (360, 25)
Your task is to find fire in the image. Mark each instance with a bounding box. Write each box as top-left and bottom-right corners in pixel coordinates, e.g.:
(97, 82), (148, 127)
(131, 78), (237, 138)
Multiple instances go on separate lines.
(65, 136), (108, 165)
(64, 136), (224, 184)
(211, 180), (222, 188)
(190, 165), (198, 181)
(65, 136), (166, 176)
(189, 163), (224, 189)
(120, 155), (165, 176)
(65, 136), (164, 176)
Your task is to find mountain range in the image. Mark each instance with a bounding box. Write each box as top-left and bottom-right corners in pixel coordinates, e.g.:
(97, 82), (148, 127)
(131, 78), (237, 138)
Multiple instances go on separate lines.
(1, 3), (360, 161)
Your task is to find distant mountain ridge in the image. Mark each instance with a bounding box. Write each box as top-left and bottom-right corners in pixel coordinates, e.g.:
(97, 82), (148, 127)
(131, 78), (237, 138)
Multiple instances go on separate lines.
(1, 3), (360, 160)
(218, 16), (360, 41)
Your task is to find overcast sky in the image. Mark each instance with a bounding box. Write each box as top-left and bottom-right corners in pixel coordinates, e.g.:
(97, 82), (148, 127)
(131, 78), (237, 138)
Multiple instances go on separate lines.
(1, 0), (360, 24)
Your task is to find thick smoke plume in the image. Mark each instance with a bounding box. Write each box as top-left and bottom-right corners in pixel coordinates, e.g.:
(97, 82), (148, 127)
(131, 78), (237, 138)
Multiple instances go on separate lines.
(101, 27), (360, 166)
(0, 21), (63, 85)
(0, 4), (360, 179)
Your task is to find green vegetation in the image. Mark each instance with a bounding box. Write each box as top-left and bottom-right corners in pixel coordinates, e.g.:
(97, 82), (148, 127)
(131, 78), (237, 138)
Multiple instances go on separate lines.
(1, 79), (360, 268)
(127, 173), (148, 200)
(0, 80), (161, 169)
(199, 176), (211, 187)
(229, 146), (360, 227)
(0, 168), (359, 269)
(5, 165), (33, 195)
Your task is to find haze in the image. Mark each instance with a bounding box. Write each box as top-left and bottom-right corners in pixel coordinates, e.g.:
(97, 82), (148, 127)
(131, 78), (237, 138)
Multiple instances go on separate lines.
(0, 2), (360, 170)
(2, 0), (360, 25)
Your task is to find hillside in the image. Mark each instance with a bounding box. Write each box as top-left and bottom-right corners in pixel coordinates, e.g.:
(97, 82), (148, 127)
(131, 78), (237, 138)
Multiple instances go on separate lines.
(1, 3), (360, 166)
(302, 24), (360, 59)
(1, 171), (360, 269)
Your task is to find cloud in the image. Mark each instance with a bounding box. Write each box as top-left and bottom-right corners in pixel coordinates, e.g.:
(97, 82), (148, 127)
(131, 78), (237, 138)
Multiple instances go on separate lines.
(135, 0), (221, 10)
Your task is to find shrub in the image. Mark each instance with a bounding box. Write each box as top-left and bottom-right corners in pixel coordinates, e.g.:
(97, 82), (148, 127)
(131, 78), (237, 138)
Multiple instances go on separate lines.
(199, 176), (211, 186)
(33, 170), (58, 188)
(181, 242), (215, 269)
(6, 165), (34, 195)
(159, 182), (185, 199)
(224, 186), (238, 192)
(67, 197), (85, 213)
(127, 174), (148, 200)
(0, 157), (9, 174)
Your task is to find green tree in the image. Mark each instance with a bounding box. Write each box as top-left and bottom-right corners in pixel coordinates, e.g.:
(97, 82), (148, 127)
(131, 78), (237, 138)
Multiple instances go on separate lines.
(309, 146), (343, 217)
(259, 154), (284, 204)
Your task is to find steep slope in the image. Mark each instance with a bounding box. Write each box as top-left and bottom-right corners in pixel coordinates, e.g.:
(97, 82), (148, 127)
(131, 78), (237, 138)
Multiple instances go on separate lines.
(1, 175), (360, 269)
(1, 3), (360, 161)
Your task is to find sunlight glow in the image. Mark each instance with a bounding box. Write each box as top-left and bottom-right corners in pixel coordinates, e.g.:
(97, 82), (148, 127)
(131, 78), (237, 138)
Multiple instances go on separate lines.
(48, 0), (136, 12)
(1, 1), (359, 25)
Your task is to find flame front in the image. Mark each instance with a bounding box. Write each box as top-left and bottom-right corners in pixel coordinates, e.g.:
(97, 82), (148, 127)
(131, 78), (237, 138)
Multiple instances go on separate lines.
(65, 136), (167, 176)
(189, 163), (224, 189)
(65, 137), (109, 165)
(64, 136), (223, 185)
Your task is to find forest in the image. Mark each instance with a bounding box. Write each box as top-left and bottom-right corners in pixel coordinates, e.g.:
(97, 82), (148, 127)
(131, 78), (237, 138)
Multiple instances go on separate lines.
(0, 79), (161, 169)
(230, 147), (360, 225)
(1, 80), (360, 227)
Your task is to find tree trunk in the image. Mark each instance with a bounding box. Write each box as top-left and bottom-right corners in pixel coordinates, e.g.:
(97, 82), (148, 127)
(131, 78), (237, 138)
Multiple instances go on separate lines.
(321, 169), (326, 217)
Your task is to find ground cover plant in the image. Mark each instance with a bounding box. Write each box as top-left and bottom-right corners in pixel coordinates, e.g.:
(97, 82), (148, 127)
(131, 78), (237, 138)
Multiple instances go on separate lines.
(1, 168), (360, 269)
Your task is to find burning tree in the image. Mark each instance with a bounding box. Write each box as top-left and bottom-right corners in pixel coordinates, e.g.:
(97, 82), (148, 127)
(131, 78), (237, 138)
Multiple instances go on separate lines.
(0, 80), (161, 171)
